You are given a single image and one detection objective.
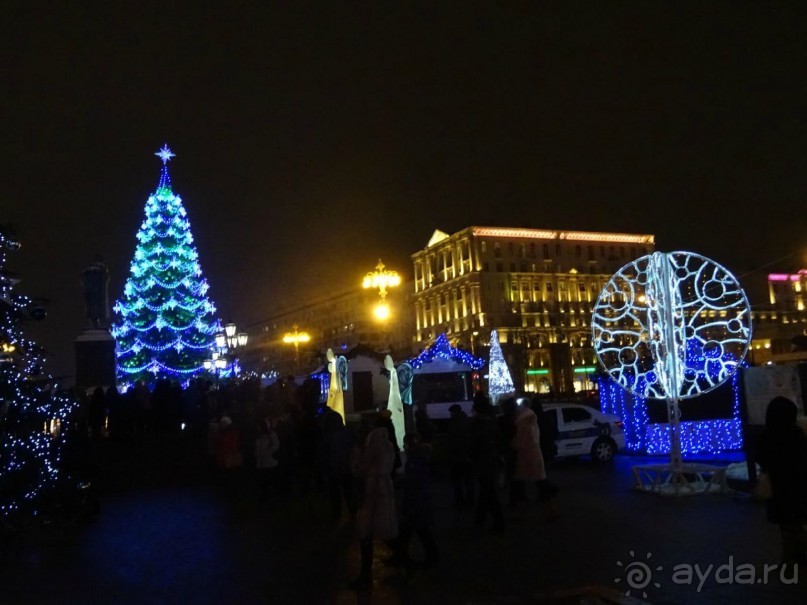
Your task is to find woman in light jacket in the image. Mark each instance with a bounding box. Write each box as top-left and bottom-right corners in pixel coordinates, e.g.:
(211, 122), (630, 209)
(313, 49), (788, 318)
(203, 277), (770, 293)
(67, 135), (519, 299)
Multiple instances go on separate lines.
(350, 425), (398, 589)
(512, 405), (559, 519)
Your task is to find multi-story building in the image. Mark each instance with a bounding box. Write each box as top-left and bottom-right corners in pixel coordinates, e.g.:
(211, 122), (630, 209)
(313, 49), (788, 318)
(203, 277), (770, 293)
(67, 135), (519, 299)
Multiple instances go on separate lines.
(749, 269), (807, 365)
(242, 283), (415, 376)
(411, 226), (655, 394)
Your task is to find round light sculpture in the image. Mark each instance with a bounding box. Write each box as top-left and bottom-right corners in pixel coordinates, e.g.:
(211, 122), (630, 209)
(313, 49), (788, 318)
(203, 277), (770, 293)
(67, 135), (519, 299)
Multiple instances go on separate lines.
(592, 251), (751, 400)
(592, 251), (752, 476)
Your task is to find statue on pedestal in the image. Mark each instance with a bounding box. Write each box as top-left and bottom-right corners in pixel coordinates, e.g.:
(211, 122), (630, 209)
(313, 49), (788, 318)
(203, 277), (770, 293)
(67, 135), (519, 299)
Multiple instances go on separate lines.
(81, 255), (110, 329)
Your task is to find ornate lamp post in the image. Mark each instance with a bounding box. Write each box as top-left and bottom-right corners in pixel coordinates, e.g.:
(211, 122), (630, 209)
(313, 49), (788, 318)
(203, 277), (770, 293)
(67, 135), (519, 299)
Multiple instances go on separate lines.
(362, 259), (401, 321)
(205, 321), (248, 385)
(282, 325), (310, 373)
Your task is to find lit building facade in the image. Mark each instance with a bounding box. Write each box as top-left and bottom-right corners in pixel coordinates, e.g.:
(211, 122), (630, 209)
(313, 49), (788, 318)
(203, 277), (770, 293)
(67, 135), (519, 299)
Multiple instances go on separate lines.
(749, 269), (807, 365)
(411, 227), (655, 394)
(242, 284), (415, 376)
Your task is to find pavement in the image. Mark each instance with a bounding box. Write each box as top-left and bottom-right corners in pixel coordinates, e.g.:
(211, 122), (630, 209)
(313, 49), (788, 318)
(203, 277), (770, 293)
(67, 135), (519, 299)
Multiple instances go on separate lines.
(1, 435), (805, 605)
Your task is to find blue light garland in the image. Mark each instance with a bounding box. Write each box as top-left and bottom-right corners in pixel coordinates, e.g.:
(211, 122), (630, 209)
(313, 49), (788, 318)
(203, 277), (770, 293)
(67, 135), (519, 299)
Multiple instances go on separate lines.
(409, 333), (486, 370)
(598, 369), (744, 455)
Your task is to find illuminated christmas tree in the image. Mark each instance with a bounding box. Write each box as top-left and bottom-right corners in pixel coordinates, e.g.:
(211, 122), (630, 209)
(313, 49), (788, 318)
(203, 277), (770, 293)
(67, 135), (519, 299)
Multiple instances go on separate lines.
(112, 146), (220, 386)
(488, 329), (514, 403)
(0, 227), (77, 520)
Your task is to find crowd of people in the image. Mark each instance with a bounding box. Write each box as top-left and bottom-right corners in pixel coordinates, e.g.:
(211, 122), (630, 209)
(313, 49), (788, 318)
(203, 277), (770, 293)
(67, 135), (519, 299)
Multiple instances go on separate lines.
(60, 378), (807, 582)
(70, 378), (566, 589)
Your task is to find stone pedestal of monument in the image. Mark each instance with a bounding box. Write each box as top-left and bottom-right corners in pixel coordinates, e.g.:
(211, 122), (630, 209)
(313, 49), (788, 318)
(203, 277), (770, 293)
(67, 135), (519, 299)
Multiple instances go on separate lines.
(75, 329), (116, 390)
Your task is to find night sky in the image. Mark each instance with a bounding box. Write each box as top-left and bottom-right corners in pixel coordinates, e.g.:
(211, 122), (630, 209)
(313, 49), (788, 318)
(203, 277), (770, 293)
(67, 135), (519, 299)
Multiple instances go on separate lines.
(5, 3), (807, 381)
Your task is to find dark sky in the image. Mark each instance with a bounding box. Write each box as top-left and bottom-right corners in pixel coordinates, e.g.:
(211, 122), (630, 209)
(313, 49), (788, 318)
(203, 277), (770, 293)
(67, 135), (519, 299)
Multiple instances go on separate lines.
(5, 2), (807, 380)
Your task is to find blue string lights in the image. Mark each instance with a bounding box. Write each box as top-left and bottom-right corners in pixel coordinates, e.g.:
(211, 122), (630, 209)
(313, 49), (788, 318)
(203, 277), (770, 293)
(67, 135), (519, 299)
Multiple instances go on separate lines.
(0, 229), (78, 519)
(113, 146), (220, 385)
(598, 370), (744, 455)
(409, 333), (486, 370)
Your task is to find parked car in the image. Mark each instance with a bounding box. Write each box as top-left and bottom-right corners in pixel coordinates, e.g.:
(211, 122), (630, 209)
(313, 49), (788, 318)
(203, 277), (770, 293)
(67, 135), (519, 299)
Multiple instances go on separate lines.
(541, 403), (625, 462)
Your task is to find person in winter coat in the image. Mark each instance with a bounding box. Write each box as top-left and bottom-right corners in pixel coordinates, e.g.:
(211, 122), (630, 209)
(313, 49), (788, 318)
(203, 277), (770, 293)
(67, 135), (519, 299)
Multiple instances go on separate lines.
(389, 433), (439, 572)
(758, 396), (807, 564)
(447, 404), (474, 509)
(214, 416), (243, 497)
(350, 426), (398, 590)
(469, 395), (505, 532)
(498, 397), (520, 505)
(254, 418), (280, 502)
(512, 405), (560, 519)
(321, 408), (356, 519)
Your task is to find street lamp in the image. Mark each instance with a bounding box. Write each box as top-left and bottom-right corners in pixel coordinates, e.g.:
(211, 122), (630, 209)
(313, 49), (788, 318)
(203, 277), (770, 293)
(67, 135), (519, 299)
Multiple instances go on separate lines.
(363, 259), (400, 321)
(282, 325), (310, 373)
(207, 322), (249, 385)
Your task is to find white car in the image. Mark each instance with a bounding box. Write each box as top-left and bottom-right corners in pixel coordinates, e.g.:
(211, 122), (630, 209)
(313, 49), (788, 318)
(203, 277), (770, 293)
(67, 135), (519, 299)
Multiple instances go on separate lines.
(542, 403), (625, 462)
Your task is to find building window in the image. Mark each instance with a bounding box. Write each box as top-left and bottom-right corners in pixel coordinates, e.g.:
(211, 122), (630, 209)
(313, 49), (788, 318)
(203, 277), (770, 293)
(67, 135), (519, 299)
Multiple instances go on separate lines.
(483, 262), (489, 272)
(481, 241), (487, 253)
(508, 242), (515, 256)
(530, 243), (536, 257)
(543, 244), (549, 258)
(510, 262), (516, 272)
(555, 244), (561, 257)
(494, 243), (501, 258)
(496, 261), (503, 272)
(520, 243), (526, 258)
(588, 245), (594, 260)
(575, 245), (581, 258)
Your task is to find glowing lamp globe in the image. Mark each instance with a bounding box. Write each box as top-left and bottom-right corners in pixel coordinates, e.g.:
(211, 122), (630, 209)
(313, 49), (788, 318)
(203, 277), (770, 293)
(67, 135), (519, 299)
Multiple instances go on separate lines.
(225, 322), (237, 338)
(237, 332), (248, 347)
(215, 332), (227, 349)
(373, 302), (391, 321)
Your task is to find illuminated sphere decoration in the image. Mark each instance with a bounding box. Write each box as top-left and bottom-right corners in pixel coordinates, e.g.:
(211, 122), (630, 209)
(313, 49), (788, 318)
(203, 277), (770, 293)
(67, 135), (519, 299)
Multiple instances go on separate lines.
(592, 251), (752, 400)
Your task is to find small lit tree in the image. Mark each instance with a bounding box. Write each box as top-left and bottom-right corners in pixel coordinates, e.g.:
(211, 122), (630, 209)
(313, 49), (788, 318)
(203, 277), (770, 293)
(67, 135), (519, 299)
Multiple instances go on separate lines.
(488, 329), (514, 404)
(0, 227), (77, 520)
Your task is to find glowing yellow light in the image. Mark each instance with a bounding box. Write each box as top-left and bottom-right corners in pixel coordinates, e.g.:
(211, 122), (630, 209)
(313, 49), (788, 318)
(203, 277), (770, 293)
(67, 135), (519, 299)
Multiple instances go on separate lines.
(373, 302), (391, 321)
(470, 227), (654, 244)
(362, 259), (400, 299)
(282, 330), (310, 344)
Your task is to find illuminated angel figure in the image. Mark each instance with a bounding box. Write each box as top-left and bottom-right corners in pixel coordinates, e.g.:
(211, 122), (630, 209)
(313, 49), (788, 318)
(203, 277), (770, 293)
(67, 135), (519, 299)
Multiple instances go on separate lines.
(326, 348), (345, 420)
(384, 355), (405, 449)
(592, 251), (752, 400)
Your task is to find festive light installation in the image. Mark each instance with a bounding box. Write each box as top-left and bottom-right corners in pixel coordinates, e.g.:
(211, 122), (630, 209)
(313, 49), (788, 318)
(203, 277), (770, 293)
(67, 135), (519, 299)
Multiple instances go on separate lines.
(409, 333), (486, 370)
(592, 251), (751, 466)
(112, 146), (220, 385)
(598, 371), (744, 455)
(487, 330), (514, 403)
(0, 229), (77, 519)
